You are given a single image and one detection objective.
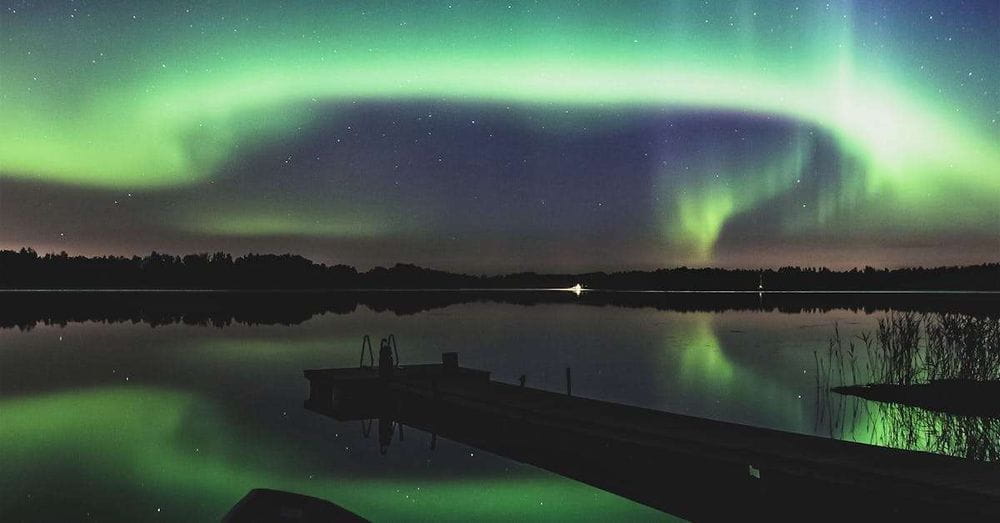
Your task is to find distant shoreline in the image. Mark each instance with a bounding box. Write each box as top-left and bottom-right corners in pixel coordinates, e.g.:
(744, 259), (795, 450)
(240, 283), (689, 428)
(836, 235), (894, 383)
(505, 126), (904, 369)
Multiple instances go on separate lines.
(4, 249), (998, 291)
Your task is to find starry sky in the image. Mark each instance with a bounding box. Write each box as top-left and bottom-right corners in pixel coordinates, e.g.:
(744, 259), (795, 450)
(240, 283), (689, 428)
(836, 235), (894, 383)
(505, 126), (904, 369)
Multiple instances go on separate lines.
(1, 0), (997, 272)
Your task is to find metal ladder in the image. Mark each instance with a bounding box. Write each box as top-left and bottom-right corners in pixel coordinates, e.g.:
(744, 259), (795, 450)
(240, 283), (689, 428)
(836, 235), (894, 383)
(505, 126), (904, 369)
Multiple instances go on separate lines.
(358, 334), (400, 369)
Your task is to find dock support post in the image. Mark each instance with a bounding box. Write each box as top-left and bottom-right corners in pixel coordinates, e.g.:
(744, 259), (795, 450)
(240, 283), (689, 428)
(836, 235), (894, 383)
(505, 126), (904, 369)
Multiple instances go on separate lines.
(442, 352), (458, 372)
(566, 367), (572, 396)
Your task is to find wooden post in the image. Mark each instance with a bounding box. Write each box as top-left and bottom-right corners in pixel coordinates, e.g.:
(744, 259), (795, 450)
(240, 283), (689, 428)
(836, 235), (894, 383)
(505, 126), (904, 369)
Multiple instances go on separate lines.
(442, 352), (458, 371)
(566, 367), (572, 396)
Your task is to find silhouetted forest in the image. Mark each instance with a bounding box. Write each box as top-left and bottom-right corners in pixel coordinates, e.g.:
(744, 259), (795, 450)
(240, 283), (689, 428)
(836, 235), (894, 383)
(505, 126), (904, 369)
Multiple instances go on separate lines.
(2, 248), (998, 290)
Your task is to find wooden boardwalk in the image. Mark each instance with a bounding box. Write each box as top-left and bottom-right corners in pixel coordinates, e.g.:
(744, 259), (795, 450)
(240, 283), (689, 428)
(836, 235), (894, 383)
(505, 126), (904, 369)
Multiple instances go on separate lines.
(305, 355), (1000, 521)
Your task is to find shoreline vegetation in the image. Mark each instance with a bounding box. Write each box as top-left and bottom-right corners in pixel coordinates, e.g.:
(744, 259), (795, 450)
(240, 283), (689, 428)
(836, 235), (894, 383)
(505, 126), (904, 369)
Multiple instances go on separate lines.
(824, 313), (1000, 417)
(3, 248), (999, 291)
(816, 380), (999, 461)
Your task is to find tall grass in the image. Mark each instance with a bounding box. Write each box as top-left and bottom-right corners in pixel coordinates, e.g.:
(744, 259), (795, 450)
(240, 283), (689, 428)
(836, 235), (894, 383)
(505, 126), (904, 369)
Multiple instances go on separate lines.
(925, 314), (1000, 382)
(815, 312), (999, 460)
(875, 313), (924, 385)
(823, 312), (1000, 387)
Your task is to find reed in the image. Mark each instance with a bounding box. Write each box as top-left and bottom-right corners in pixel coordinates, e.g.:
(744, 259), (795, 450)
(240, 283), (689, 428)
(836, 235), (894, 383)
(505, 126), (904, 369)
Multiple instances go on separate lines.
(925, 313), (1000, 382)
(826, 312), (999, 387)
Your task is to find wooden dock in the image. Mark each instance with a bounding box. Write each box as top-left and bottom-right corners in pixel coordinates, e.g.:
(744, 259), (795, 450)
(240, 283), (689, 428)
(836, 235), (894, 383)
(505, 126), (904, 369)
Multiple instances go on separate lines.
(305, 354), (1000, 521)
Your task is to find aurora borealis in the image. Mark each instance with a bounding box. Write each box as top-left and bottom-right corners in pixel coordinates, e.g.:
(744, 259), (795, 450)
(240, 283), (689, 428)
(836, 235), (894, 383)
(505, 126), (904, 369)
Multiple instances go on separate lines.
(1, 1), (997, 270)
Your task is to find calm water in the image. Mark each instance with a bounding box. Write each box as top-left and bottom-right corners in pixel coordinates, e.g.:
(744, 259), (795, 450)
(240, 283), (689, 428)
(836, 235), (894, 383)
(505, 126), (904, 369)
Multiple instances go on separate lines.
(1, 293), (994, 521)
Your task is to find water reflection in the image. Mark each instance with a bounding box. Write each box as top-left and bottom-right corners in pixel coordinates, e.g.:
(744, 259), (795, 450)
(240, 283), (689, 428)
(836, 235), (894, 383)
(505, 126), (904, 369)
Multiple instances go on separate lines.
(303, 358), (997, 521)
(1, 386), (667, 521)
(812, 313), (999, 461)
(817, 390), (999, 462)
(1, 295), (997, 521)
(4, 289), (995, 330)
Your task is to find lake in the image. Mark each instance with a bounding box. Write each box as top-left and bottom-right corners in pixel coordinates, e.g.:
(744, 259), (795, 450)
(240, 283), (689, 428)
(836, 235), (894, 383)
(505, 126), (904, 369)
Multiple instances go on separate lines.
(1, 291), (996, 521)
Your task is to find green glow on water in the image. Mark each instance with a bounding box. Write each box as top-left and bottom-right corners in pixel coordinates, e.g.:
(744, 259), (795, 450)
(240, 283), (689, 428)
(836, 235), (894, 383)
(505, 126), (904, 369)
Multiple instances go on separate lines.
(1, 305), (987, 521)
(676, 315), (735, 385)
(667, 313), (814, 431)
(0, 387), (670, 521)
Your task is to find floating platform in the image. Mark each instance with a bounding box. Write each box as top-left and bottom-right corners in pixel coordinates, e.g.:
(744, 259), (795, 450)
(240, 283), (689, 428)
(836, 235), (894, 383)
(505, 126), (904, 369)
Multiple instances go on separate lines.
(305, 354), (1000, 521)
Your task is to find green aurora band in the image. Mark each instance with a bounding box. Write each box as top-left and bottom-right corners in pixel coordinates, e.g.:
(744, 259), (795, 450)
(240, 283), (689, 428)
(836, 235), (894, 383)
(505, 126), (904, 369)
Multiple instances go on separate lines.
(1, 1), (997, 260)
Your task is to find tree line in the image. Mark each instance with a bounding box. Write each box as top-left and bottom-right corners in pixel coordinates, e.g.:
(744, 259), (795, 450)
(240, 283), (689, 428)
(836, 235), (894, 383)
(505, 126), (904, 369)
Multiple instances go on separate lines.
(1, 248), (997, 291)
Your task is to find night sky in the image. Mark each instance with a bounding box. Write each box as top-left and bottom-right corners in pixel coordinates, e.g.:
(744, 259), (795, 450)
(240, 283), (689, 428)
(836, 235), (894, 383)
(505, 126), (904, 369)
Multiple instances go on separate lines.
(1, 1), (997, 272)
